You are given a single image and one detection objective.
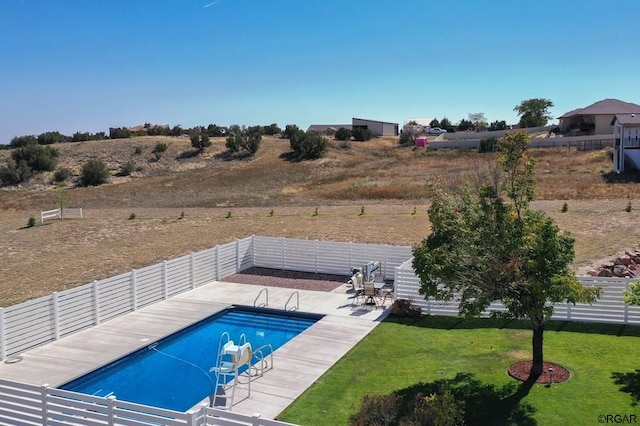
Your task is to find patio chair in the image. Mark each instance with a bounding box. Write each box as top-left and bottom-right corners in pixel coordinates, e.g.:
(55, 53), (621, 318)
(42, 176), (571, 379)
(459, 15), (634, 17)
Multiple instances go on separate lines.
(362, 281), (381, 308)
(378, 287), (394, 307)
(348, 270), (365, 305)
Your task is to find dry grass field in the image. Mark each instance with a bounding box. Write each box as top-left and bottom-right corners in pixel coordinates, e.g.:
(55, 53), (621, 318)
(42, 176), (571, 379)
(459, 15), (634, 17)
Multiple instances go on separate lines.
(1, 135), (638, 306)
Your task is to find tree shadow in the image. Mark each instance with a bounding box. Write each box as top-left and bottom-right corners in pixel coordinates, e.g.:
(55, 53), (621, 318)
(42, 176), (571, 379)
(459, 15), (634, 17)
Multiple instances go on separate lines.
(215, 151), (253, 161)
(175, 150), (200, 160)
(612, 369), (640, 406)
(392, 372), (537, 425)
(279, 151), (303, 162)
(601, 169), (640, 184)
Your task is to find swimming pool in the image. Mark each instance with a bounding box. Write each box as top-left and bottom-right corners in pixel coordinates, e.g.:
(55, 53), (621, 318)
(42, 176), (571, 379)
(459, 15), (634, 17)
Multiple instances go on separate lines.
(60, 306), (321, 412)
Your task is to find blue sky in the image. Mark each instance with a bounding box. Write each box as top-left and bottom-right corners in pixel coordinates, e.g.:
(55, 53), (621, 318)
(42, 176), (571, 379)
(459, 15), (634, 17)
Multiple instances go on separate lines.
(1, 0), (639, 143)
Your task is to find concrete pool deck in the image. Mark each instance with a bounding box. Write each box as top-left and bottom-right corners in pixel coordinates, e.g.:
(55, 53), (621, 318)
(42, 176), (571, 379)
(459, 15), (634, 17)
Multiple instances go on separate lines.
(0, 280), (390, 419)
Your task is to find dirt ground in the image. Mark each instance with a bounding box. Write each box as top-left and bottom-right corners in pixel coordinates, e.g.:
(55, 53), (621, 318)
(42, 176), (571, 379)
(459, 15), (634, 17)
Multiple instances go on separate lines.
(1, 137), (639, 307)
(1, 199), (638, 307)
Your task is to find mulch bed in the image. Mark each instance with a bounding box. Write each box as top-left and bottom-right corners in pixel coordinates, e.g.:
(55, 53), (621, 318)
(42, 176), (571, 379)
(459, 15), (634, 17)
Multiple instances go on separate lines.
(508, 361), (570, 384)
(221, 267), (349, 292)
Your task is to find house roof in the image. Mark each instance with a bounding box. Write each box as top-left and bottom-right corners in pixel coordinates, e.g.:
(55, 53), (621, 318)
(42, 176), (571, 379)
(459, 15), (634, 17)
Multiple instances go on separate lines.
(612, 114), (640, 126)
(558, 98), (640, 119)
(352, 118), (398, 126)
(306, 124), (352, 132)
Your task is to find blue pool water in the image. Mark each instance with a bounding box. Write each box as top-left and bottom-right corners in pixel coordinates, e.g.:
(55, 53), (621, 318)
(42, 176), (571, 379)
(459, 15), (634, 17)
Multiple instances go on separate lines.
(60, 306), (321, 412)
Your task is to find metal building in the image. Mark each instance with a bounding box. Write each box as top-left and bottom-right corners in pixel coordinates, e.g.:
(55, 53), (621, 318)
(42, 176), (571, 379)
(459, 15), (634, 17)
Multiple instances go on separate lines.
(352, 118), (399, 137)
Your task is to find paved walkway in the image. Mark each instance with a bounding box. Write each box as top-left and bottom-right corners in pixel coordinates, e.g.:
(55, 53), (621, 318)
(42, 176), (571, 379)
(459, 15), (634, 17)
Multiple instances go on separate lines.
(0, 281), (391, 419)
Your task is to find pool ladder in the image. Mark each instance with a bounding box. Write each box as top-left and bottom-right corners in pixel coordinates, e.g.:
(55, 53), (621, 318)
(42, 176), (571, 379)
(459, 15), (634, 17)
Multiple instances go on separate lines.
(254, 288), (268, 308)
(209, 332), (274, 410)
(284, 291), (299, 312)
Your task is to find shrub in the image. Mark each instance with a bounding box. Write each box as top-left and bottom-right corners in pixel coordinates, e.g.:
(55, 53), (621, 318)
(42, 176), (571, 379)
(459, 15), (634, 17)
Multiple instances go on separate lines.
(12, 143), (59, 173)
(479, 137), (498, 153)
(81, 159), (110, 186)
(334, 127), (352, 141)
(289, 132), (328, 160)
(27, 217), (36, 228)
(53, 167), (73, 183)
(10, 135), (38, 148)
(0, 161), (29, 184)
(561, 202), (568, 213)
(282, 124), (303, 140)
(0, 143), (59, 184)
(225, 125), (262, 156)
(350, 394), (400, 426)
(134, 145), (143, 155)
(350, 387), (464, 426)
(129, 213), (136, 220)
(119, 161), (136, 176)
(191, 134), (212, 153)
(626, 201), (632, 212)
(153, 142), (168, 153)
(398, 131), (415, 146)
(352, 127), (373, 142)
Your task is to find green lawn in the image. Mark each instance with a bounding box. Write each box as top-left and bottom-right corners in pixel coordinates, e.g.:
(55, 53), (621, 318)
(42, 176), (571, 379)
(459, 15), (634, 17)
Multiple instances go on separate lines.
(278, 315), (640, 426)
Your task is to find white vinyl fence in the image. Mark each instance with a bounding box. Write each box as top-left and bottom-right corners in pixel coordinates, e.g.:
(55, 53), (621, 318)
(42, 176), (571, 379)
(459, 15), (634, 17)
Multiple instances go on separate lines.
(395, 258), (640, 325)
(40, 208), (84, 223)
(1, 237), (639, 426)
(0, 379), (297, 426)
(0, 236), (411, 426)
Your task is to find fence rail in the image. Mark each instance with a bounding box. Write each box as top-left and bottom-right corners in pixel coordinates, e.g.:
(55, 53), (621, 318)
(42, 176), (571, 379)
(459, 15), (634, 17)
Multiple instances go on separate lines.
(395, 258), (640, 324)
(1, 237), (639, 425)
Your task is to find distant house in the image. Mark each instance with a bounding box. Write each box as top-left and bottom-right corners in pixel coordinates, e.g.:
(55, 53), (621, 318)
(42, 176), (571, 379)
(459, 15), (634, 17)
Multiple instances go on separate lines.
(352, 118), (399, 137)
(306, 124), (352, 135)
(128, 123), (170, 133)
(612, 113), (640, 173)
(558, 99), (640, 136)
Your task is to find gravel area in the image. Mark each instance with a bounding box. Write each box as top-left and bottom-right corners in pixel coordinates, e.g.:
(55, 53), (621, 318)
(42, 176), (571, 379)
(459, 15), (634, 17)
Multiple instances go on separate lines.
(221, 267), (350, 292)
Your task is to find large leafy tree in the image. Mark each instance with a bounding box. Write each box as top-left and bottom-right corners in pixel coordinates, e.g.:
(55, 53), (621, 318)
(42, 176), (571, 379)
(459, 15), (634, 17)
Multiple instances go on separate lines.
(514, 98), (554, 128)
(412, 131), (601, 378)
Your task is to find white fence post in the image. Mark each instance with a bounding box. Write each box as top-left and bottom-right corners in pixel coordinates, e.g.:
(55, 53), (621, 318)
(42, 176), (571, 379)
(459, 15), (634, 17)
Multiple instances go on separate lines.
(93, 280), (100, 325)
(190, 252), (195, 289)
(251, 413), (262, 426)
(0, 308), (5, 361)
(131, 270), (138, 311)
(281, 237), (286, 270)
(107, 395), (116, 426)
(251, 234), (256, 267)
(163, 261), (168, 300)
(41, 384), (50, 423)
(567, 303), (572, 321)
(215, 246), (220, 280)
(52, 293), (60, 340)
(236, 239), (241, 273)
(349, 242), (353, 271)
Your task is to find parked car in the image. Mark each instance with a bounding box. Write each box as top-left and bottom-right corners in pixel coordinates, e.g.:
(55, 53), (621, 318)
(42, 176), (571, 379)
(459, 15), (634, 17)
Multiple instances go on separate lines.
(426, 127), (447, 135)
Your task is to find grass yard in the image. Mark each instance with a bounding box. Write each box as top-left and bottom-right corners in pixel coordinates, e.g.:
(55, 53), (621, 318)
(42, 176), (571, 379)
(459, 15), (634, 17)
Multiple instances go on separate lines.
(278, 315), (640, 425)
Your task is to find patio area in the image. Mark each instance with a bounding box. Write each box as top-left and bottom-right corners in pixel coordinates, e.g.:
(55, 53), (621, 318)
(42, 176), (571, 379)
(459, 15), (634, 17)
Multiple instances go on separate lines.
(0, 280), (391, 419)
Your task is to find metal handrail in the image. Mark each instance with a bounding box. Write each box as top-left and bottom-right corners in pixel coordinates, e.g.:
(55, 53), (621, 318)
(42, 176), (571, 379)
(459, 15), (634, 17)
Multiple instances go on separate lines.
(254, 288), (268, 308)
(251, 344), (274, 378)
(284, 291), (299, 312)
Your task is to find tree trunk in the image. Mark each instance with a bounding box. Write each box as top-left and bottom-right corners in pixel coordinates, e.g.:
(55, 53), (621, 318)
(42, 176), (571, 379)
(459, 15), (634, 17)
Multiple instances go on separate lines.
(530, 317), (545, 378)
